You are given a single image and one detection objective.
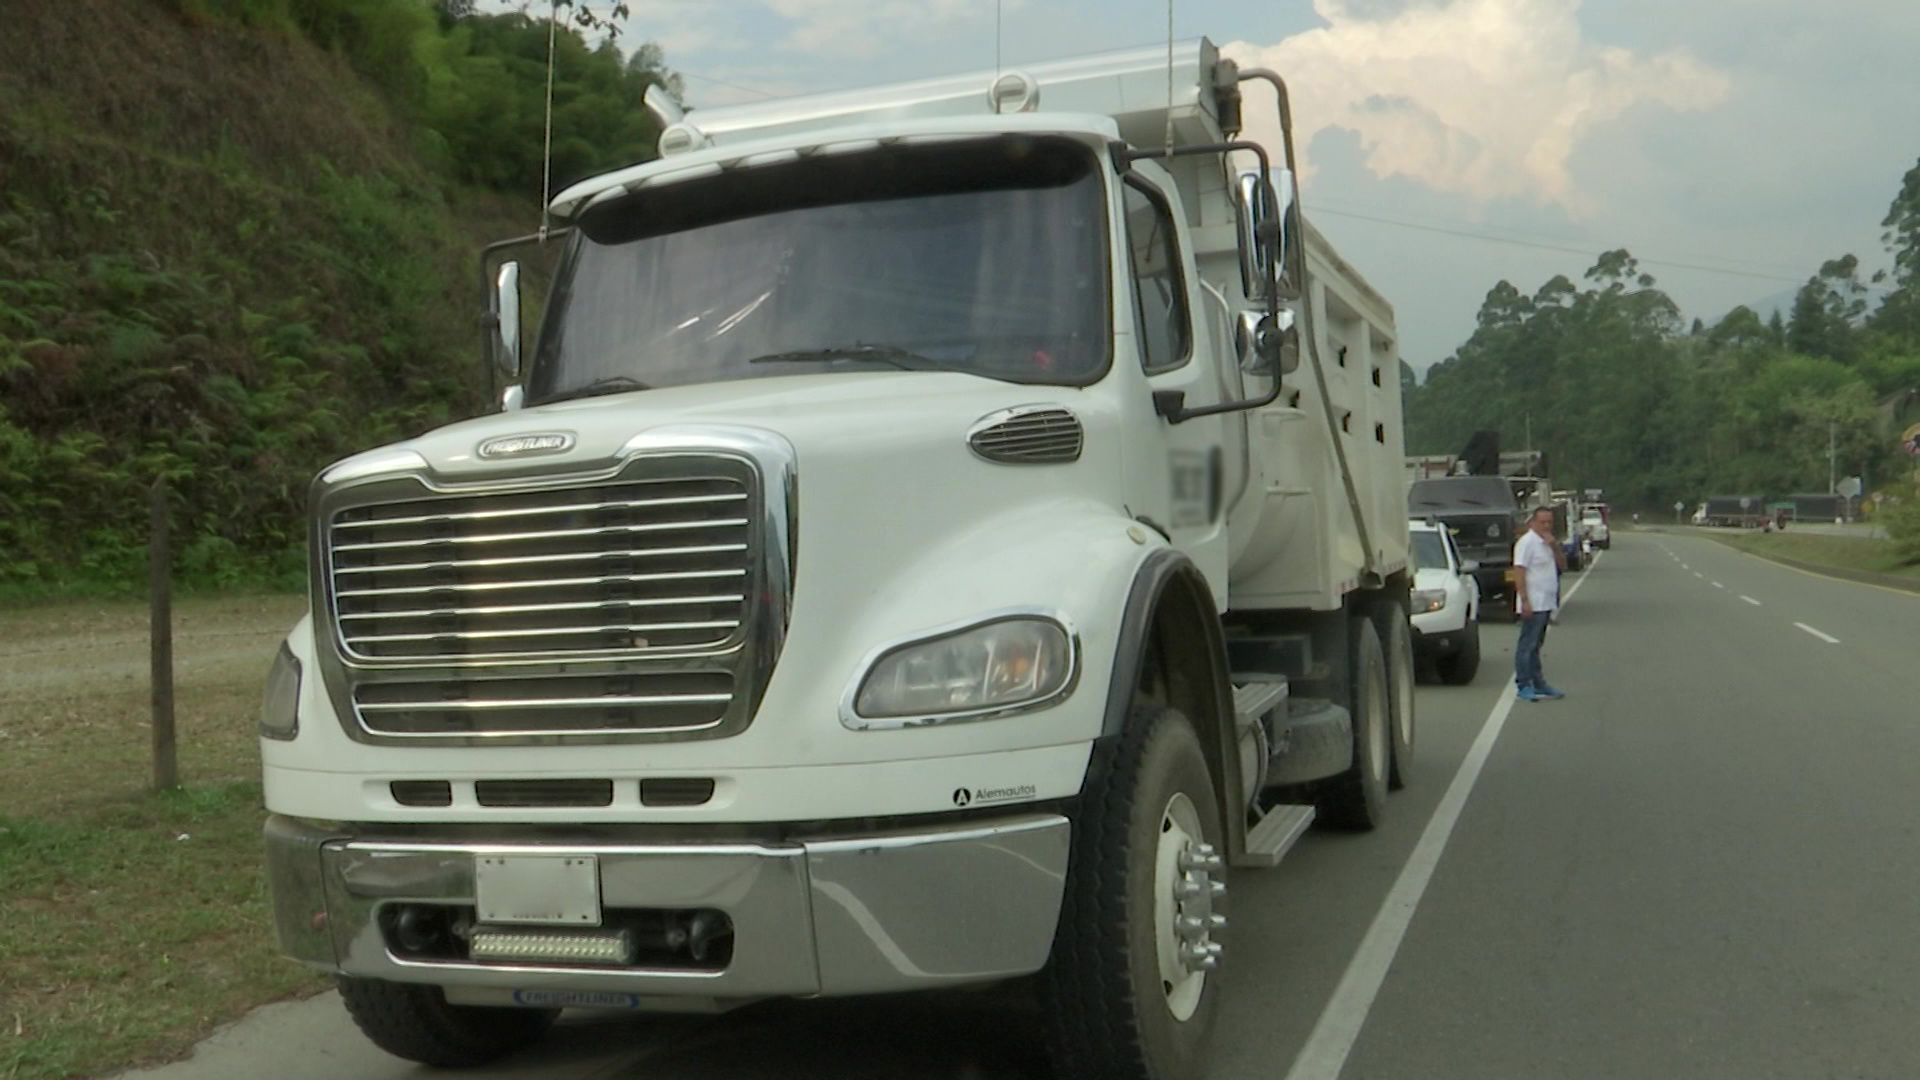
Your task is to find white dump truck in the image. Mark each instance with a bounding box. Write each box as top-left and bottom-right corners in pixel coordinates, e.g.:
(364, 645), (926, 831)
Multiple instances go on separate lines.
(261, 39), (1411, 1080)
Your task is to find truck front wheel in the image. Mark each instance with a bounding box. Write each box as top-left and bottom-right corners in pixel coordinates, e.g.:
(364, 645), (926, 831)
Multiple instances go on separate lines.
(337, 976), (557, 1068)
(1042, 704), (1225, 1080)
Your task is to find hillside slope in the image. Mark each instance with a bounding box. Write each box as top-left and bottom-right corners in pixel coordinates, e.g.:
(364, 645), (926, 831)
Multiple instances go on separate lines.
(0, 0), (581, 590)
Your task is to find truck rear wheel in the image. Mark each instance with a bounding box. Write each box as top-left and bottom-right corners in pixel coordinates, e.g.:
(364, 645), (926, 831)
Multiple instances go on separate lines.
(1042, 704), (1225, 1080)
(336, 976), (557, 1068)
(1378, 602), (1416, 791)
(1318, 616), (1390, 830)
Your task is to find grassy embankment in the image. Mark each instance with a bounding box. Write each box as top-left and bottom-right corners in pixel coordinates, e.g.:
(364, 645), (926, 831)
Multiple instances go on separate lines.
(0, 2), (555, 1075)
(1707, 529), (1920, 590)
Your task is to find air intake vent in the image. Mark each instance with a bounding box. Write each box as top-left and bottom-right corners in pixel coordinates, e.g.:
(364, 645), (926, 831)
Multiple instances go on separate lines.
(474, 779), (614, 808)
(390, 780), (452, 807)
(967, 406), (1083, 465)
(639, 778), (716, 807)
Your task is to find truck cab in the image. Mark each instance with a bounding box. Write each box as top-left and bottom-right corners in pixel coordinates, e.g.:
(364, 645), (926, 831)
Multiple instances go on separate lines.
(261, 40), (1412, 1080)
(1407, 474), (1521, 604)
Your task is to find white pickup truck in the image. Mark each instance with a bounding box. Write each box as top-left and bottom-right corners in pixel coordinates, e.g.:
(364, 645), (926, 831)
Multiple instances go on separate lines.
(261, 39), (1412, 1080)
(1579, 506), (1611, 549)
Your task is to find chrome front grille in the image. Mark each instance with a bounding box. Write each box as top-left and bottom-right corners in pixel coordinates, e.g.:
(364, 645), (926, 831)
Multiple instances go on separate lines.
(329, 475), (751, 661)
(313, 436), (795, 747)
(351, 671), (734, 737)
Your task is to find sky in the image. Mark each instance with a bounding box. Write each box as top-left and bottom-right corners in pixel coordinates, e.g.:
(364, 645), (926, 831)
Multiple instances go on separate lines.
(537, 0), (1919, 372)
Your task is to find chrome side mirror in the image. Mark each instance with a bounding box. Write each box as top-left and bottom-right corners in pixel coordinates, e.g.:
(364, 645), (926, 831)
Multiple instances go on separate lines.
(491, 260), (522, 380)
(1234, 167), (1293, 302)
(500, 384), (525, 412)
(1236, 308), (1299, 377)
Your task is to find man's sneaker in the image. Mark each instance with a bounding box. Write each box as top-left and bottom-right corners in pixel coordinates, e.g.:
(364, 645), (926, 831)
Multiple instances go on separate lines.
(1517, 686), (1540, 702)
(1535, 685), (1566, 699)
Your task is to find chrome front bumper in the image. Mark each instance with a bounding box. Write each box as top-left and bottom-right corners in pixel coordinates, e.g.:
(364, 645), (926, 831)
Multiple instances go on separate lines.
(265, 812), (1070, 1001)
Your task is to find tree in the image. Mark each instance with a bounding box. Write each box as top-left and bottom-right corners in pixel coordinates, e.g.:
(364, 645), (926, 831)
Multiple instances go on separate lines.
(1787, 255), (1868, 364)
(1872, 156), (1920, 343)
(1880, 156), (1920, 290)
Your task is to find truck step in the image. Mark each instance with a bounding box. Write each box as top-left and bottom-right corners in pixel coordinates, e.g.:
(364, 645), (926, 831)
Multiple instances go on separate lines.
(1232, 679), (1289, 729)
(1235, 803), (1315, 868)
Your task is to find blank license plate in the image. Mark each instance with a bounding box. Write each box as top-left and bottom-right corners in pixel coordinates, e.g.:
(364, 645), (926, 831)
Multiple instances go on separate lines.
(475, 855), (602, 926)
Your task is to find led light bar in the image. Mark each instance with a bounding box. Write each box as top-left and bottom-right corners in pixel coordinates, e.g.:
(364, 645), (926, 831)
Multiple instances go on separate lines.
(469, 928), (633, 966)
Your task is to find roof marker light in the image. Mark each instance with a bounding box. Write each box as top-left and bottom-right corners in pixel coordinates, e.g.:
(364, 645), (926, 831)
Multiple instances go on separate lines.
(988, 70), (1040, 114)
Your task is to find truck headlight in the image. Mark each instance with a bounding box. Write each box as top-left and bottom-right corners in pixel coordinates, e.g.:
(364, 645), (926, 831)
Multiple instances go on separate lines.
(1410, 588), (1447, 614)
(849, 615), (1076, 726)
(260, 643), (302, 741)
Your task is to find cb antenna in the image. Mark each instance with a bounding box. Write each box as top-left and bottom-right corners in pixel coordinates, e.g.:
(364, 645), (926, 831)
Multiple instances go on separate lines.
(1164, 0), (1175, 153)
(995, 0), (1002, 78)
(539, 0), (559, 241)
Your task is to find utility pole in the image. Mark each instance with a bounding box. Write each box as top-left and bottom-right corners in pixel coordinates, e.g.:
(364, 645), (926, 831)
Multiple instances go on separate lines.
(1828, 419), (1836, 495)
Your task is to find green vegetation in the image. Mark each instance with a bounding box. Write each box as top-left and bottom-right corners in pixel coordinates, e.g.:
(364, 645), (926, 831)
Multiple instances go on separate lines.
(0, 4), (684, 1075)
(1708, 530), (1920, 588)
(1406, 159), (1920, 560)
(0, 0), (678, 593)
(0, 594), (313, 1080)
(1879, 496), (1920, 565)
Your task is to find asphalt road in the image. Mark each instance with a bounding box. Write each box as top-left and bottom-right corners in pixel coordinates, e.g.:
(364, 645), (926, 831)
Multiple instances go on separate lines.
(112, 533), (1920, 1080)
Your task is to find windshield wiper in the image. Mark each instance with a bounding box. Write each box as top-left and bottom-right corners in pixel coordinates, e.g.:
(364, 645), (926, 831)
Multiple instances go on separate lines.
(745, 344), (970, 375)
(534, 375), (653, 406)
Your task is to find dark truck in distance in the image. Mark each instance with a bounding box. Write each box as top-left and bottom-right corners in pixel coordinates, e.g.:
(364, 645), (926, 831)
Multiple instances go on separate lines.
(1409, 476), (1522, 604)
(1698, 495), (1767, 527)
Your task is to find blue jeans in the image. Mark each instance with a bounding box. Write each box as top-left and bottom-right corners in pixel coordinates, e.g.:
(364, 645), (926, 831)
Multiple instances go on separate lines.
(1514, 612), (1551, 690)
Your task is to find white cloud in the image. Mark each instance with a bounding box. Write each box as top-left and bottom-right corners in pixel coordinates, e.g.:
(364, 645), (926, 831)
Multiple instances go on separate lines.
(764, 0), (1006, 57)
(1224, 0), (1731, 213)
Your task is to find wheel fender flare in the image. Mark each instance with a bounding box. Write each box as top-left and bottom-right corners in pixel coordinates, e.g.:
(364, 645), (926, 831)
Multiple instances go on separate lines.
(1098, 548), (1248, 857)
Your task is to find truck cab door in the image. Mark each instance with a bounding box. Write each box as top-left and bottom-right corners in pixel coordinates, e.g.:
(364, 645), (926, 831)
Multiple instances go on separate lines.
(1116, 169), (1232, 605)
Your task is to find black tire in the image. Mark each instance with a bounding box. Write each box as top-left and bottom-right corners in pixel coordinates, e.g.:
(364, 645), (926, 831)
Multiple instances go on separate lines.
(1377, 601), (1416, 791)
(337, 976), (557, 1068)
(1318, 616), (1390, 830)
(1435, 620), (1481, 685)
(1042, 704), (1226, 1080)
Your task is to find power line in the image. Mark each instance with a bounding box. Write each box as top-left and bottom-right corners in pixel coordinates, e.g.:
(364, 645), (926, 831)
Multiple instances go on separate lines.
(676, 69), (781, 99)
(1302, 203), (1833, 288)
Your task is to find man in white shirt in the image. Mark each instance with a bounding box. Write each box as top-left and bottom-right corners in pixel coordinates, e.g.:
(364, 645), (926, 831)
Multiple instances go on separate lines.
(1511, 507), (1564, 702)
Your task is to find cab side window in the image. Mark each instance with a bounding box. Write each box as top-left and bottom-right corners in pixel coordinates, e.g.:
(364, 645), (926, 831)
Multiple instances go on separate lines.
(1123, 182), (1192, 373)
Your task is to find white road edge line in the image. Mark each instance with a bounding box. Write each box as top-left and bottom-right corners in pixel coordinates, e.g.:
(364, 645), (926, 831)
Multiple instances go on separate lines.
(1794, 622), (1840, 644)
(1283, 553), (1603, 1080)
(1741, 595), (1762, 606)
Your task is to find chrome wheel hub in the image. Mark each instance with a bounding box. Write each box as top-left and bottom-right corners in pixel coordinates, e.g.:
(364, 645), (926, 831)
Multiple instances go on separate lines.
(1152, 792), (1225, 1022)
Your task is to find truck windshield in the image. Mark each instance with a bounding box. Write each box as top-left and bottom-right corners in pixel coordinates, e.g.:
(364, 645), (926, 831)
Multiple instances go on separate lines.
(527, 135), (1110, 401)
(1410, 531), (1449, 570)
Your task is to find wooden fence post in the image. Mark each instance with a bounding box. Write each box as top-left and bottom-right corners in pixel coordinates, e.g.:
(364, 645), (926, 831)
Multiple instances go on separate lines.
(150, 478), (177, 792)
